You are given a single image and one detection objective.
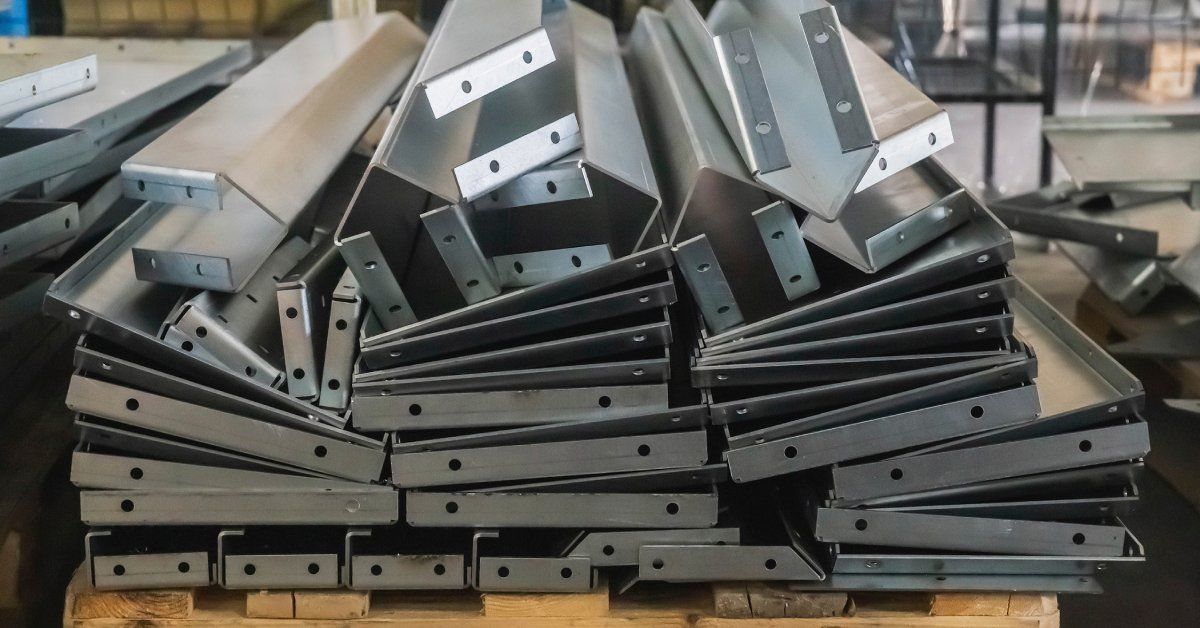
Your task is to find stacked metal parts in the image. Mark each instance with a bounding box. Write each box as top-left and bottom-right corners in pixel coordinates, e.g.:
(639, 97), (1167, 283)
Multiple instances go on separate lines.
(44, 1), (1149, 594)
(2, 33), (253, 409)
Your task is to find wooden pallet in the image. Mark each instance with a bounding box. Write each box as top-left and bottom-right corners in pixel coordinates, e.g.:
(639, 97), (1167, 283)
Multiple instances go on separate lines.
(63, 565), (1059, 627)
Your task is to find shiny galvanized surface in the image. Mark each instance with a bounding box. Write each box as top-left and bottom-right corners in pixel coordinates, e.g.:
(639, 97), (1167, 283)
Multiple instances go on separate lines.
(0, 51), (97, 124)
(0, 200), (80, 269)
(1043, 114), (1200, 193)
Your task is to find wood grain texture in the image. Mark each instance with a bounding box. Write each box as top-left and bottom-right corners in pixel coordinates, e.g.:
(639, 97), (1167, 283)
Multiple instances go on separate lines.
(294, 590), (370, 619)
(244, 590), (292, 618)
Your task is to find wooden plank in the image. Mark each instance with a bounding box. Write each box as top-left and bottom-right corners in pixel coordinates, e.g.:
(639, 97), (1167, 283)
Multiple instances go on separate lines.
(66, 568), (194, 620)
(244, 590), (292, 618)
(294, 590), (370, 619)
(482, 578), (609, 618)
(930, 593), (1013, 617)
(745, 582), (845, 618)
(711, 583), (751, 619)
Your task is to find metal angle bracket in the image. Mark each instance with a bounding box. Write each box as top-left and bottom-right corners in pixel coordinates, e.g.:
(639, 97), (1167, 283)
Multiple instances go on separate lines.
(422, 203), (502, 303)
(406, 488), (720, 529)
(344, 529), (467, 590)
(319, 269), (364, 411)
(86, 529), (212, 590)
(277, 239), (344, 399)
(0, 200), (81, 270)
(752, 201), (821, 299)
(566, 528), (741, 567)
(673, 234), (744, 333)
(0, 51), (97, 124)
(79, 488), (399, 526)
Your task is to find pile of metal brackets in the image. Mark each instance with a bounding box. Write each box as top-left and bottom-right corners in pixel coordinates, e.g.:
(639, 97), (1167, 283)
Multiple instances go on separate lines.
(47, 1), (1149, 594)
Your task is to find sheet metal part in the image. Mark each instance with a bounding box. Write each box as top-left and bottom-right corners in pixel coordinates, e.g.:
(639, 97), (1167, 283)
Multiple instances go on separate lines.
(318, 269), (363, 411)
(1058, 240), (1166, 315)
(353, 384), (669, 432)
(407, 490), (719, 528)
(0, 128), (98, 199)
(691, 349), (1015, 388)
(701, 274), (1017, 357)
(277, 239), (344, 399)
(1043, 114), (1200, 196)
(4, 37), (251, 144)
(814, 508), (1127, 557)
(726, 385), (1041, 483)
(483, 464), (728, 493)
(637, 544), (823, 582)
(45, 200), (354, 429)
(703, 176), (1014, 344)
(791, 573), (1103, 593)
(993, 187), (1200, 258)
(0, 200), (80, 269)
(628, 10), (818, 330)
(664, 0), (951, 221)
(1107, 320), (1200, 360)
(391, 429), (709, 488)
(223, 553), (340, 589)
(0, 51), (97, 124)
(348, 552), (467, 590)
(161, 236), (312, 388)
(354, 356), (671, 396)
(477, 557), (593, 592)
(86, 530), (212, 590)
(122, 14), (424, 292)
(65, 374), (385, 482)
(338, 0), (657, 326)
(388, 405), (708, 454)
(831, 419), (1151, 502)
(70, 450), (362, 490)
(72, 340), (376, 445)
(80, 488), (398, 526)
(566, 528), (741, 567)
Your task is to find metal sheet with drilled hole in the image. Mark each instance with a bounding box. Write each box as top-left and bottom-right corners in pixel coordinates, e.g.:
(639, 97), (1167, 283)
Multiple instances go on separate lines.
(70, 451), (363, 490)
(407, 490), (719, 528)
(354, 356), (671, 396)
(349, 554), (467, 590)
(0, 200), (81, 269)
(477, 557), (593, 592)
(1043, 114), (1200, 194)
(79, 488), (398, 525)
(65, 375), (384, 482)
(567, 528), (740, 567)
(92, 552), (211, 589)
(637, 544), (822, 581)
(391, 429), (708, 487)
(0, 52), (97, 124)
(224, 554), (339, 589)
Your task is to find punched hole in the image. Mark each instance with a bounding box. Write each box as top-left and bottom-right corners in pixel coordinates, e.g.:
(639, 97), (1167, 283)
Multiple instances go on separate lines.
(666, 502), (679, 515)
(560, 568), (572, 578)
(178, 562), (190, 573)
(978, 291), (990, 299)
(445, 501), (458, 513)
(755, 121), (772, 134)
(130, 467), (144, 480)
(638, 444), (651, 456)
(113, 564), (125, 576)
(461, 80), (472, 93)
(789, 275), (802, 283)
(245, 366), (257, 377)
(328, 379), (341, 390)
(734, 52), (749, 64)
(523, 51), (533, 63)
(120, 499), (134, 512)
(717, 306), (730, 314)
(443, 234), (456, 244)
(314, 445), (327, 457)
(1073, 533), (1086, 545)
(878, 157), (888, 170)
(244, 564), (256, 575)
(551, 131), (561, 144)
(293, 368), (305, 380)
(336, 319), (348, 330)
(765, 559), (777, 570)
(389, 304), (403, 313)
(929, 133), (937, 145)
(125, 399), (139, 411)
(137, 180), (145, 192)
(195, 326), (208, 338)
(784, 446), (797, 458)
(836, 100), (852, 113)
(181, 341), (194, 352)
(448, 458), (462, 471)
(514, 261), (524, 273)
(489, 160), (500, 173)
(815, 31), (830, 43)
(633, 368), (645, 376)
(497, 566), (509, 577)
(571, 255), (582, 267)
(547, 181), (558, 194)
(365, 261), (377, 270)
(434, 563), (446, 575)
(697, 263), (710, 272)
(890, 468), (903, 480)
(1079, 440), (1093, 452)
(771, 230), (784, 239)
(285, 307), (298, 319)
(409, 404), (422, 416)
(466, 279), (480, 288)
(652, 559), (664, 569)
(602, 545), (615, 556)
(371, 564), (382, 576)
(308, 563), (320, 575)
(970, 405), (985, 418)
(855, 519), (868, 531)
(598, 395), (612, 407)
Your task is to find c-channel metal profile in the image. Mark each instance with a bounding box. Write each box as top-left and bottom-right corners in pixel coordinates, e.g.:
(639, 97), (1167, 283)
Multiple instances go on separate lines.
(406, 488), (719, 529)
(337, 0), (659, 327)
(44, 202), (352, 430)
(277, 239), (344, 399)
(0, 51), (97, 124)
(65, 374), (385, 482)
(663, 0), (951, 222)
(344, 529), (467, 590)
(0, 200), (81, 269)
(565, 528), (741, 567)
(70, 450), (365, 490)
(390, 429), (709, 488)
(628, 9), (818, 333)
(79, 487), (398, 526)
(121, 14), (425, 293)
(318, 269), (363, 411)
(86, 529), (212, 590)
(0, 128), (98, 200)
(1058, 240), (1166, 315)
(217, 529), (340, 589)
(691, 348), (1017, 388)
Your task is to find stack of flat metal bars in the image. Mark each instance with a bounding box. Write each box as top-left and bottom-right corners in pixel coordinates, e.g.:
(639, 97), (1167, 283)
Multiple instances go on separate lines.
(44, 1), (1150, 595)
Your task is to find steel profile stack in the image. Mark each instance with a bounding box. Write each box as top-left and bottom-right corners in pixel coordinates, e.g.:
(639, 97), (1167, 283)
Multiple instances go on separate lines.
(44, 2), (1148, 596)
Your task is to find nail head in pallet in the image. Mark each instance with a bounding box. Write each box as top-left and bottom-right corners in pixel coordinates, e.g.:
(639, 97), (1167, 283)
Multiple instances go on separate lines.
(62, 565), (1060, 626)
